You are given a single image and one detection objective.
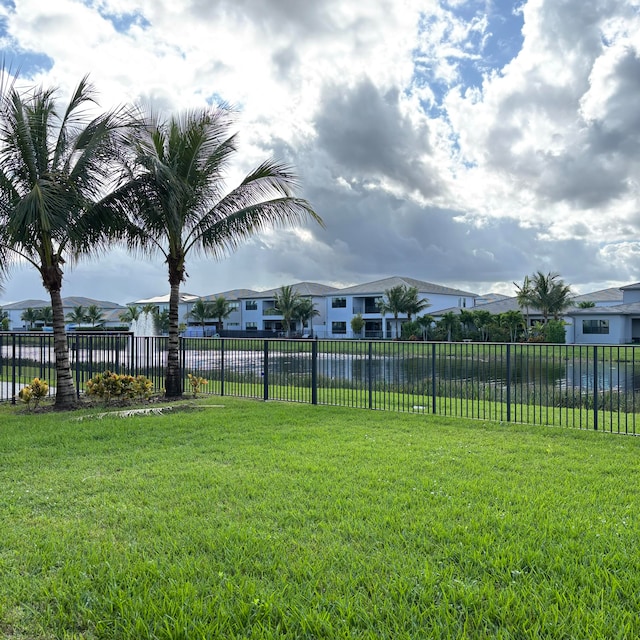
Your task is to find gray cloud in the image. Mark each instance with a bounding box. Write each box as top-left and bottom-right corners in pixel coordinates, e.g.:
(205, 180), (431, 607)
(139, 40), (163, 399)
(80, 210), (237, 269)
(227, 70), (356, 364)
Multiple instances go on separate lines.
(314, 79), (441, 199)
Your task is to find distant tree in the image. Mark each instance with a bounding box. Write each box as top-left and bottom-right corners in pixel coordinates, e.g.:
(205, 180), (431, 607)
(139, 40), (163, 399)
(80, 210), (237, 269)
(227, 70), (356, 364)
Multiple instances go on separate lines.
(154, 309), (170, 335)
(38, 306), (53, 327)
(417, 314), (435, 340)
(21, 307), (39, 330)
(188, 299), (214, 331)
(119, 305), (140, 324)
(403, 286), (430, 321)
(66, 306), (87, 326)
(499, 310), (525, 342)
(438, 311), (460, 342)
(0, 307), (8, 331)
(210, 297), (233, 333)
(459, 309), (476, 339)
(85, 304), (105, 327)
(528, 271), (573, 322)
(294, 298), (319, 336)
(350, 313), (365, 338)
(378, 285), (408, 339)
(514, 275), (534, 338)
(470, 309), (493, 341)
(274, 285), (302, 337)
(577, 301), (595, 308)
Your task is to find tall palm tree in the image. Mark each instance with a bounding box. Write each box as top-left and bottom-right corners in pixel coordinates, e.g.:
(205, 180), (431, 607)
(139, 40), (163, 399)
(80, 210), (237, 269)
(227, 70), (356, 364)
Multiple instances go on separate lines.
(378, 285), (408, 339)
(210, 296), (233, 333)
(273, 285), (302, 337)
(0, 76), (130, 407)
(294, 297), (320, 336)
(110, 106), (322, 397)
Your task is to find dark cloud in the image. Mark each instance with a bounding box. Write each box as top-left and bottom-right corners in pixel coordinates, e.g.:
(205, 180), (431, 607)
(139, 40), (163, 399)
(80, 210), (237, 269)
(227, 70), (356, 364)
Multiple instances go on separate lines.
(314, 79), (441, 198)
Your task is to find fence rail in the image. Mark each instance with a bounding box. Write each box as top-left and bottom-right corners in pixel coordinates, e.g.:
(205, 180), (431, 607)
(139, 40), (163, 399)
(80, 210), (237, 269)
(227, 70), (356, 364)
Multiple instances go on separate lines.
(2, 332), (640, 434)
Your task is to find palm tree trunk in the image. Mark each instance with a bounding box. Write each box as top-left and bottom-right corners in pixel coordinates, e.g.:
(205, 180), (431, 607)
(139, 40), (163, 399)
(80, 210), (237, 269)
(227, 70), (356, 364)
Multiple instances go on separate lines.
(165, 279), (183, 398)
(48, 284), (77, 408)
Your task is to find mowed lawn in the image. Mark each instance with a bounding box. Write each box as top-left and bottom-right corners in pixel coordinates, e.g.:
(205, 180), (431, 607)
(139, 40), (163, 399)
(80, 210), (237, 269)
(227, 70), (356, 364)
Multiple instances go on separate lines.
(2, 398), (640, 639)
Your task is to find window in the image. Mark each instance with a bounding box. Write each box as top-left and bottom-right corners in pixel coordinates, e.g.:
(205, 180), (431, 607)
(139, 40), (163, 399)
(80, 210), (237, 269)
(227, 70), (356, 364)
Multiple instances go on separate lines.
(229, 302), (239, 311)
(246, 322), (258, 331)
(332, 321), (347, 334)
(583, 319), (609, 334)
(332, 297), (347, 308)
(245, 300), (257, 311)
(227, 322), (240, 327)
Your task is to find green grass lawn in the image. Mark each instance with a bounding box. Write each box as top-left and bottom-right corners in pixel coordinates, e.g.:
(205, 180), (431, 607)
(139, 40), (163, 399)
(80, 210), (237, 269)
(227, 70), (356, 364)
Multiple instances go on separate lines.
(2, 398), (640, 639)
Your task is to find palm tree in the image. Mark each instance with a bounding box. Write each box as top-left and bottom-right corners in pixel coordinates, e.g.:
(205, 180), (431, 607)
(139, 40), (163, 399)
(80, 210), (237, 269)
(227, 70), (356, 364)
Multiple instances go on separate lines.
(528, 271), (573, 322)
(0, 76), (130, 407)
(438, 311), (460, 342)
(273, 285), (302, 337)
(378, 285), (408, 339)
(499, 310), (524, 342)
(66, 305), (88, 326)
(111, 106), (322, 397)
(294, 297), (320, 336)
(403, 286), (430, 321)
(514, 275), (534, 338)
(21, 307), (39, 330)
(38, 306), (53, 327)
(85, 304), (104, 327)
(210, 296), (233, 333)
(188, 299), (214, 332)
(119, 304), (140, 324)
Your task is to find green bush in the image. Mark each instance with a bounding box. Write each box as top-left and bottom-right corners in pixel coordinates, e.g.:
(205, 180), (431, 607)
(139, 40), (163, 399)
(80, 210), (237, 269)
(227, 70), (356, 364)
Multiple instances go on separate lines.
(86, 371), (153, 404)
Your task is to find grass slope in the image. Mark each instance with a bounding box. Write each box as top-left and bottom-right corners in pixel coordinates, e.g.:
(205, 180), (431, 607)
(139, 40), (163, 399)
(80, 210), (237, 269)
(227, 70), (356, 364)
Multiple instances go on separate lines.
(1, 399), (640, 639)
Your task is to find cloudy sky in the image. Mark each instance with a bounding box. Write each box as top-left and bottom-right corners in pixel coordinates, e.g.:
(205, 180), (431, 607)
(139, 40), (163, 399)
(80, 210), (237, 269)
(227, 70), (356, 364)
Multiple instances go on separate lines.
(0, 0), (639, 305)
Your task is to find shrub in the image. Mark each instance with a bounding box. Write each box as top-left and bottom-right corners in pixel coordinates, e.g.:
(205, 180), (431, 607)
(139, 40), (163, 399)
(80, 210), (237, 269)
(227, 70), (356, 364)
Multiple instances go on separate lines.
(86, 371), (153, 404)
(187, 373), (209, 398)
(18, 377), (49, 410)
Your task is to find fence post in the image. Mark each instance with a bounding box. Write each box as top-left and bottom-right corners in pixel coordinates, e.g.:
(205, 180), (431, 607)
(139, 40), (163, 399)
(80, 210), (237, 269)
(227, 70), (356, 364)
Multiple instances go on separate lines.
(263, 340), (269, 401)
(180, 337), (186, 394)
(74, 333), (81, 398)
(368, 341), (373, 409)
(11, 333), (16, 405)
(220, 338), (225, 397)
(431, 342), (437, 414)
(593, 345), (598, 431)
(506, 343), (511, 423)
(311, 340), (318, 405)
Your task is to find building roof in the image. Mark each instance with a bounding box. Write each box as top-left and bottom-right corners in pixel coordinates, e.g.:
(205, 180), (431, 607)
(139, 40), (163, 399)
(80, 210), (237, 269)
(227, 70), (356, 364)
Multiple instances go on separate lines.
(572, 287), (623, 303)
(245, 282), (340, 299)
(200, 288), (259, 302)
(567, 302), (640, 316)
(130, 293), (200, 305)
(2, 296), (125, 310)
(432, 296), (526, 317)
(337, 276), (477, 298)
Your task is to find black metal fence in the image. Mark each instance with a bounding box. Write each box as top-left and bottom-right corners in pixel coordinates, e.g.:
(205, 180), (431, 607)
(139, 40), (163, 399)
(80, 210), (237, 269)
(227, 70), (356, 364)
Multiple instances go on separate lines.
(2, 332), (640, 434)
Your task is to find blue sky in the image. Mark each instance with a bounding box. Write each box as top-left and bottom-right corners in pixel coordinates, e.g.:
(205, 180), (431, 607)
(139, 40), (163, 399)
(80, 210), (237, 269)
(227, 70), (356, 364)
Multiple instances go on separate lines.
(0, 0), (639, 305)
